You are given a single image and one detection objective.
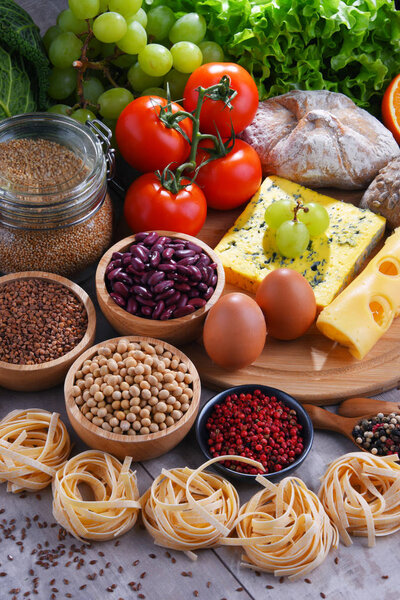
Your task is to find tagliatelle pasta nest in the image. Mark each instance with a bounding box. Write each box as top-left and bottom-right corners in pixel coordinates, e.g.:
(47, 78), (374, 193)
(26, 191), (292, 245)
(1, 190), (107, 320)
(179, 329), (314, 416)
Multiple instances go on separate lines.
(318, 452), (400, 547)
(52, 450), (141, 541)
(141, 456), (263, 559)
(0, 409), (71, 493)
(226, 476), (338, 580)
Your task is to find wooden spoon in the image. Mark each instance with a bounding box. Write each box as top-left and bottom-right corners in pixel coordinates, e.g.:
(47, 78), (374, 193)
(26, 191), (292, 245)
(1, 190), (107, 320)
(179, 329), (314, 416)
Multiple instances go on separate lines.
(303, 404), (362, 449)
(337, 397), (400, 418)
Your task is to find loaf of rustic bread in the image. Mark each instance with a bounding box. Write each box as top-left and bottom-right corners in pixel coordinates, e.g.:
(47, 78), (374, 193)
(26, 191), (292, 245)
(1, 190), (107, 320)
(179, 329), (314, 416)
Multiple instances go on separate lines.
(240, 90), (399, 189)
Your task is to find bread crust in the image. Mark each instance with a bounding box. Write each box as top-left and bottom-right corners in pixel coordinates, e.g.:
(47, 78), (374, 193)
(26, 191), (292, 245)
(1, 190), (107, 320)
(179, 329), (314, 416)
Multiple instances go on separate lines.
(240, 90), (400, 189)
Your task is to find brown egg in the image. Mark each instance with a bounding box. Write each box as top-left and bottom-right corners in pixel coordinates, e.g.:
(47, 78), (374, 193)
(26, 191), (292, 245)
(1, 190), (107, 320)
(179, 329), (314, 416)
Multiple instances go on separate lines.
(203, 293), (267, 370)
(255, 269), (316, 340)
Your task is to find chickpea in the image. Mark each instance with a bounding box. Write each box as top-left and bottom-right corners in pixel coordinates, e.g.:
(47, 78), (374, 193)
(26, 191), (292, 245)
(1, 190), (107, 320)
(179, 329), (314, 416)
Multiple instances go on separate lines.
(94, 391), (104, 403)
(115, 411), (126, 421)
(86, 398), (96, 408)
(112, 391), (122, 401)
(156, 402), (167, 413)
(172, 410), (183, 421)
(121, 399), (130, 410)
(71, 385), (81, 397)
(149, 423), (159, 433)
(165, 416), (174, 427)
(109, 417), (119, 428)
(154, 412), (166, 424)
(97, 408), (107, 419)
(126, 413), (136, 423)
(120, 420), (130, 432)
(140, 427), (150, 435)
(92, 417), (103, 427)
(102, 422), (112, 432)
(133, 421), (141, 431)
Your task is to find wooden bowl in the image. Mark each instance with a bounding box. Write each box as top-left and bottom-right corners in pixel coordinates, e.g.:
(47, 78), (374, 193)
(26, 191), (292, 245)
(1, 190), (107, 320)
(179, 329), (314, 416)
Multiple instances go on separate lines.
(64, 335), (201, 461)
(95, 231), (225, 345)
(0, 271), (96, 392)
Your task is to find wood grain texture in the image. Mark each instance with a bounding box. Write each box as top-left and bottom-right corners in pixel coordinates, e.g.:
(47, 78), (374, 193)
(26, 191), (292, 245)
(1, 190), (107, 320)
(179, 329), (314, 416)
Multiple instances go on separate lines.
(95, 231), (225, 345)
(0, 271), (96, 392)
(64, 335), (201, 460)
(187, 189), (400, 404)
(338, 396), (400, 417)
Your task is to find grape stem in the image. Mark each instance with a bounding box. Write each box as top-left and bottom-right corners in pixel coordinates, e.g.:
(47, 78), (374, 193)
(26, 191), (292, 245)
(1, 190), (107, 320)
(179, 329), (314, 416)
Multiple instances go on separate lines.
(293, 200), (309, 222)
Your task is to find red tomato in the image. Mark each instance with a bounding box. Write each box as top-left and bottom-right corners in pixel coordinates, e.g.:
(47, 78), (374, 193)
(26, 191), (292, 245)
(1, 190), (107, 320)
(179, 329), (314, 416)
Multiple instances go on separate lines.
(124, 173), (207, 236)
(116, 96), (193, 173)
(183, 63), (259, 137)
(195, 139), (262, 210)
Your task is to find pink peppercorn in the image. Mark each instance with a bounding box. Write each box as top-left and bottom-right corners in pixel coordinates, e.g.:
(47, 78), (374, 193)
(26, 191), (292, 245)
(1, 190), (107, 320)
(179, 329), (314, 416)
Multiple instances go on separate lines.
(206, 390), (304, 475)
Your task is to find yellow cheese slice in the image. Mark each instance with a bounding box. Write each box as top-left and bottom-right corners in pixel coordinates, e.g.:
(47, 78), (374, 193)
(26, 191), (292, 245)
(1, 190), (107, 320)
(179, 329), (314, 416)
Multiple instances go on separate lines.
(317, 228), (400, 359)
(215, 176), (386, 309)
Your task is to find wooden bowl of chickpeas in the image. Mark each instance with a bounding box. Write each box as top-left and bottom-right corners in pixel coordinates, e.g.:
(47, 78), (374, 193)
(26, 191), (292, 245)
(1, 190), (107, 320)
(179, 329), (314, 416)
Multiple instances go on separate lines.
(64, 336), (201, 461)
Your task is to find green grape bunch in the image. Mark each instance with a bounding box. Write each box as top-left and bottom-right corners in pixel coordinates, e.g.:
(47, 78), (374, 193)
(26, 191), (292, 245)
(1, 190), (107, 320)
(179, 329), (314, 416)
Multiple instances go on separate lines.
(42, 0), (224, 129)
(264, 198), (330, 259)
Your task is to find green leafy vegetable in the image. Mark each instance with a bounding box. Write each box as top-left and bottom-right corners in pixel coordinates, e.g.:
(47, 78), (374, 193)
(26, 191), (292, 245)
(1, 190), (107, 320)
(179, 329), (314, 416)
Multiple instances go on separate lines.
(0, 0), (50, 118)
(159, 0), (400, 115)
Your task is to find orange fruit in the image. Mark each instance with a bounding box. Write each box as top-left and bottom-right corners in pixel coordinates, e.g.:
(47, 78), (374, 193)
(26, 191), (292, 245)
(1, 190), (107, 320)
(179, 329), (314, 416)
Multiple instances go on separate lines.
(382, 73), (400, 144)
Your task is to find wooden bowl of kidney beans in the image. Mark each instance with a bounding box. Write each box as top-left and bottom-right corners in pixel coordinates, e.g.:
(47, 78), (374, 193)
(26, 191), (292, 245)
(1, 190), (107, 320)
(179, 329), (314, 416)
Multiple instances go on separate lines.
(196, 384), (314, 481)
(96, 231), (225, 345)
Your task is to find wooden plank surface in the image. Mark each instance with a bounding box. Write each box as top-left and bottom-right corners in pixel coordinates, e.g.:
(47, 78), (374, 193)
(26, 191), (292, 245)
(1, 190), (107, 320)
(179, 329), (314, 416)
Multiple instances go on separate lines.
(1, 2), (400, 598)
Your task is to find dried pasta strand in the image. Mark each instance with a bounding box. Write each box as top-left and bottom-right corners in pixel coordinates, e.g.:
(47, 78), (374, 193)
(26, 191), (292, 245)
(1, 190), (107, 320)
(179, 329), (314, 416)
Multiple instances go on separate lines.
(52, 450), (140, 542)
(0, 409), (71, 493)
(318, 452), (400, 548)
(141, 455), (263, 557)
(233, 476), (338, 581)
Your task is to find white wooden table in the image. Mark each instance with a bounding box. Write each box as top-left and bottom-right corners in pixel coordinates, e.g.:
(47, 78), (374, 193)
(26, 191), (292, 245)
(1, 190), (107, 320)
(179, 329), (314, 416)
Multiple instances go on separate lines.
(1, 2), (399, 598)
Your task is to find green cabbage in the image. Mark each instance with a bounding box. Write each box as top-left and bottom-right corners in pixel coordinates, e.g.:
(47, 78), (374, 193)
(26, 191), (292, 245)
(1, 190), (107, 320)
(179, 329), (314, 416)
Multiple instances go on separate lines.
(157, 0), (400, 115)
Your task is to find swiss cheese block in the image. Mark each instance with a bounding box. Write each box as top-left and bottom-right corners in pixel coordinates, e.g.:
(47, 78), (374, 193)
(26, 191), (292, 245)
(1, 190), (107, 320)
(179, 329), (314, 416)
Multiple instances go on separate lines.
(317, 228), (400, 359)
(215, 176), (385, 308)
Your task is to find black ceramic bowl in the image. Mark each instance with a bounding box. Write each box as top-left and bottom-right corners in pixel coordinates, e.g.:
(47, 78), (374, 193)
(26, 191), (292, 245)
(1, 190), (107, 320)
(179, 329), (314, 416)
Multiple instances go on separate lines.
(195, 384), (314, 482)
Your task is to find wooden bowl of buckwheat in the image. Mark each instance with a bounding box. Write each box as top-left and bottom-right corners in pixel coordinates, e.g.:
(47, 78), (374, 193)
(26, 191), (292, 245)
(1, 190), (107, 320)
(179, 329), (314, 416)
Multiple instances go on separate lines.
(0, 271), (96, 391)
(64, 335), (201, 461)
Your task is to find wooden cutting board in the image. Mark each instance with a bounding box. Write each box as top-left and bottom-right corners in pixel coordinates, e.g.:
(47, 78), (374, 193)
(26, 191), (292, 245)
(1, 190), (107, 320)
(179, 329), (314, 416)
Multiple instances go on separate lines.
(183, 188), (400, 405)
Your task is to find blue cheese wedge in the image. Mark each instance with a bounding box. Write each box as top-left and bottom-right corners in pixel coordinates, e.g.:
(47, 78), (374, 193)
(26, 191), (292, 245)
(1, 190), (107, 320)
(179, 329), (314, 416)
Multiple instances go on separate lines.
(215, 176), (386, 309)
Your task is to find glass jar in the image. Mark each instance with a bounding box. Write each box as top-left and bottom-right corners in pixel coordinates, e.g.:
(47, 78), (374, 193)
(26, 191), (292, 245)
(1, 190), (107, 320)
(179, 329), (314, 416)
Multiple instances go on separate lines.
(0, 113), (115, 280)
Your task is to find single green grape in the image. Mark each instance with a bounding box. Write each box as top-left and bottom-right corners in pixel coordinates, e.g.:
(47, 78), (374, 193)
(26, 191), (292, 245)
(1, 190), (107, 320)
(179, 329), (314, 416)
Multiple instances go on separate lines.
(146, 6), (175, 41)
(169, 13), (206, 45)
(170, 42), (202, 74)
(276, 220), (310, 259)
(117, 21), (147, 54)
(141, 87), (167, 98)
(98, 87), (134, 119)
(71, 108), (97, 123)
(113, 54), (137, 68)
(57, 9), (87, 34)
(126, 8), (147, 28)
(49, 32), (82, 69)
(127, 62), (163, 92)
(298, 202), (330, 237)
(68, 0), (99, 20)
(138, 44), (173, 77)
(198, 40), (224, 64)
(163, 68), (189, 100)
(93, 12), (127, 43)
(109, 0), (142, 17)
(47, 104), (71, 116)
(82, 77), (105, 103)
(48, 67), (77, 99)
(42, 25), (61, 53)
(264, 199), (296, 230)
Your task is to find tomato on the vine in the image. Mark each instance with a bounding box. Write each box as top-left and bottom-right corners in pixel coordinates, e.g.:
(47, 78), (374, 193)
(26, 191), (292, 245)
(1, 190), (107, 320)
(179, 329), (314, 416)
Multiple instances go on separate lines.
(194, 139), (262, 210)
(116, 96), (193, 173)
(124, 173), (207, 236)
(183, 63), (259, 137)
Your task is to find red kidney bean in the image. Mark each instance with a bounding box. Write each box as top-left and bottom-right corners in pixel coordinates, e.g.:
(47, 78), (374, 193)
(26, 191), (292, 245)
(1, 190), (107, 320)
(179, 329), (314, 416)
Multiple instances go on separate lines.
(158, 262), (176, 272)
(157, 236), (170, 246)
(187, 265), (202, 281)
(188, 288), (199, 297)
(126, 265), (142, 277)
(176, 293), (188, 308)
(160, 307), (176, 320)
(140, 271), (153, 285)
(177, 256), (197, 267)
(107, 267), (123, 280)
(143, 232), (159, 245)
(141, 305), (153, 317)
(131, 257), (145, 272)
(132, 285), (152, 299)
(152, 300), (165, 319)
(110, 293), (126, 308)
(209, 262), (218, 269)
(187, 242), (203, 254)
(204, 286), (214, 300)
(162, 247), (174, 260)
(122, 255), (132, 267)
(148, 271), (165, 286)
(166, 291), (181, 306)
(198, 282), (208, 294)
(150, 250), (161, 268)
(210, 274), (218, 287)
(153, 279), (174, 293)
(173, 273), (189, 283)
(133, 232), (148, 242)
(150, 242), (164, 254)
(106, 261), (117, 275)
(169, 242), (185, 250)
(130, 244), (148, 262)
(115, 272), (134, 286)
(187, 297), (206, 308)
(155, 288), (175, 301)
(196, 254), (211, 267)
(113, 281), (129, 298)
(112, 251), (124, 260)
(176, 264), (191, 276)
(126, 297), (138, 314)
(174, 249), (195, 259)
(136, 296), (156, 307)
(198, 266), (209, 281)
(173, 305), (195, 318)
(175, 282), (191, 292)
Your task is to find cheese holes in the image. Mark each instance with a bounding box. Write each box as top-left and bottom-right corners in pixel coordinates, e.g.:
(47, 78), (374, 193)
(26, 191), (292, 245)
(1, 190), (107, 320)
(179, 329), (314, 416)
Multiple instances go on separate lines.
(378, 258), (400, 277)
(369, 295), (392, 328)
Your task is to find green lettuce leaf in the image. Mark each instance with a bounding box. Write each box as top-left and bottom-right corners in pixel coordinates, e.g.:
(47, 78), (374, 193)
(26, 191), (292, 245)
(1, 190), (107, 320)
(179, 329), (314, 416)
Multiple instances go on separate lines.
(158, 0), (400, 115)
(0, 46), (35, 118)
